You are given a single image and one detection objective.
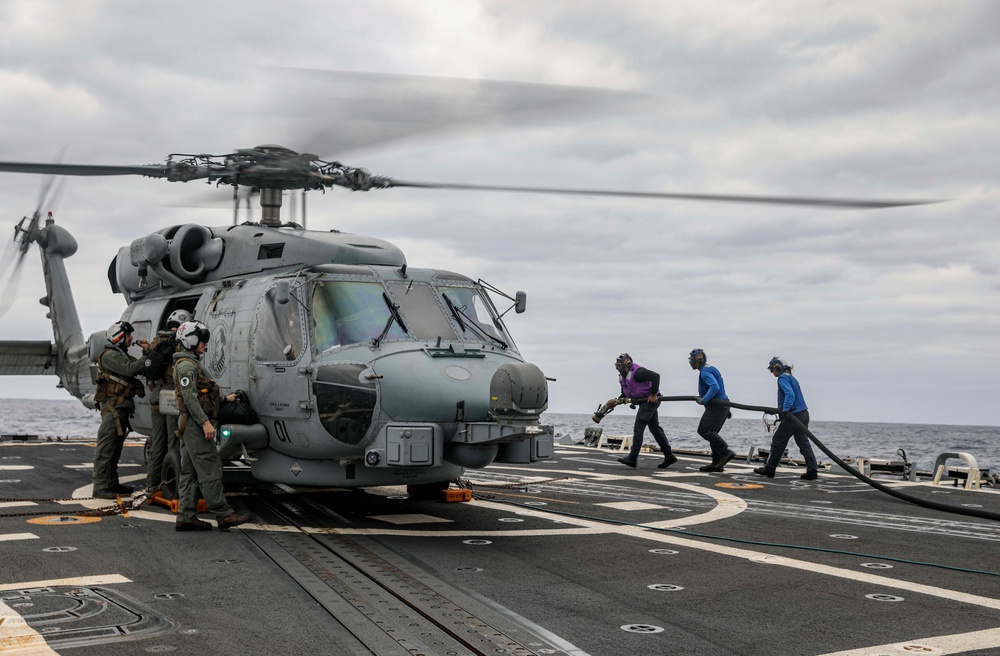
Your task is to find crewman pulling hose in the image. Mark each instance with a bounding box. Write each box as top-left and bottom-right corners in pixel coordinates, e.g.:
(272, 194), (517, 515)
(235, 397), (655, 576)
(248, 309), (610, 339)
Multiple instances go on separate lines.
(590, 356), (1000, 523)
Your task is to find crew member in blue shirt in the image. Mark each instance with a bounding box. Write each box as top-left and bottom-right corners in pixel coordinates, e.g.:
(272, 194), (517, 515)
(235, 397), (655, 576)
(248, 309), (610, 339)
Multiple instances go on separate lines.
(689, 349), (735, 472)
(754, 357), (819, 480)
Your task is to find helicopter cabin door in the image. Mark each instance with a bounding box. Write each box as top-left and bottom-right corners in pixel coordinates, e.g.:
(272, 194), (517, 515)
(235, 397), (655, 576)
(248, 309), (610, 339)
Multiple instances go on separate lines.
(250, 281), (311, 420)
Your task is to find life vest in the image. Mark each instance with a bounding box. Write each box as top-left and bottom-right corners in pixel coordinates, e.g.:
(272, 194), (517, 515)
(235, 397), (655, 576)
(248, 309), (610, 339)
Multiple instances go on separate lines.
(173, 356), (222, 421)
(145, 331), (178, 391)
(619, 362), (657, 399)
(93, 347), (145, 412)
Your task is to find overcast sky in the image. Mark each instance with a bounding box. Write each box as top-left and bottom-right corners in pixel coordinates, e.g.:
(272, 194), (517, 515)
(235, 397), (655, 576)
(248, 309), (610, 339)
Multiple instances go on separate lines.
(1, 1), (998, 426)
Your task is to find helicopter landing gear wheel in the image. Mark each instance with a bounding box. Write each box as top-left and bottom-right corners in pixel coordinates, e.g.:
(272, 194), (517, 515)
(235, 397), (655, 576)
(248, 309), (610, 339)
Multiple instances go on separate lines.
(160, 447), (182, 500)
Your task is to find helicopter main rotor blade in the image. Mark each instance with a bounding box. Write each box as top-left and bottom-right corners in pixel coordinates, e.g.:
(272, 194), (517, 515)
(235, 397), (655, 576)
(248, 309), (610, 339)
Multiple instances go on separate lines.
(268, 68), (656, 160)
(0, 162), (170, 177)
(384, 180), (943, 210)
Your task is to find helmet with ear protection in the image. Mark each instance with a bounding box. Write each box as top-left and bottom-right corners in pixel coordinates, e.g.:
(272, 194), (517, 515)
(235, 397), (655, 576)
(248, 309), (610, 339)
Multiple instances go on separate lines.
(106, 321), (134, 345)
(177, 321), (211, 350)
(768, 356), (787, 373)
(166, 309), (192, 329)
(689, 348), (706, 369)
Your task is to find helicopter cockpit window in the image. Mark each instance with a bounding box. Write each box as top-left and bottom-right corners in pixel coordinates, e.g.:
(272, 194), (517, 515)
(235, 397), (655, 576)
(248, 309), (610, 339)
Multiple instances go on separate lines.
(254, 284), (305, 363)
(386, 282), (458, 341)
(312, 281), (406, 352)
(437, 285), (508, 347)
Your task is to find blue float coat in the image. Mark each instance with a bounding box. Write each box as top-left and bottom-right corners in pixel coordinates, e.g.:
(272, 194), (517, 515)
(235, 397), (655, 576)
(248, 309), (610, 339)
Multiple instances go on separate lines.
(697, 365), (728, 403)
(777, 373), (808, 413)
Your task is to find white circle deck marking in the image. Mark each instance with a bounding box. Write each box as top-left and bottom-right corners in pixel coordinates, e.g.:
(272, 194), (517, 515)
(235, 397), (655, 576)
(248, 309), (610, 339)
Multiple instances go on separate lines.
(866, 593), (905, 602)
(621, 624), (664, 634)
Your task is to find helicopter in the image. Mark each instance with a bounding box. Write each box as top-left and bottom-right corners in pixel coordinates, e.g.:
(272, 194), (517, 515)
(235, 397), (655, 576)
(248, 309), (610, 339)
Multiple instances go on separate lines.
(0, 135), (937, 496)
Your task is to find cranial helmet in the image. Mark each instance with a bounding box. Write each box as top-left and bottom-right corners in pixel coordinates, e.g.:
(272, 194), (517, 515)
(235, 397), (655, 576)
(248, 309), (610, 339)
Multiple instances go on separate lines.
(615, 353), (633, 371)
(177, 321), (211, 350)
(166, 309), (192, 329)
(106, 320), (134, 345)
(688, 348), (706, 369)
(768, 356), (787, 373)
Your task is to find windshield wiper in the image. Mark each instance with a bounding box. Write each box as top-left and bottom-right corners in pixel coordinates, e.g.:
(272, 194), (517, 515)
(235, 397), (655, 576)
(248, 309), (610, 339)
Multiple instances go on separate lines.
(371, 292), (408, 347)
(443, 293), (466, 332)
(444, 294), (507, 349)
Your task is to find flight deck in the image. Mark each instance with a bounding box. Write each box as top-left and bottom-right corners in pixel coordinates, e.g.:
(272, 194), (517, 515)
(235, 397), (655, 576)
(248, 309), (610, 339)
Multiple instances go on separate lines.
(2, 435), (1000, 656)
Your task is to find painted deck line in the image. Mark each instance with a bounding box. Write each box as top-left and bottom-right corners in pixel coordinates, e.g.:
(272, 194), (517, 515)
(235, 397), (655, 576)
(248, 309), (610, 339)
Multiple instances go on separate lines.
(0, 574), (131, 593)
(473, 499), (1000, 612)
(818, 626), (1000, 655)
(0, 502), (36, 509)
(311, 526), (611, 538)
(0, 534), (38, 543)
(0, 600), (58, 656)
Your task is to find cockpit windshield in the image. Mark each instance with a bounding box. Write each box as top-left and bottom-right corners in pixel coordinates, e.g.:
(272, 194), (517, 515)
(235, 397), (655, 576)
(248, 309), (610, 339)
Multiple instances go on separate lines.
(310, 277), (511, 352)
(386, 281), (457, 341)
(312, 281), (406, 352)
(437, 285), (508, 347)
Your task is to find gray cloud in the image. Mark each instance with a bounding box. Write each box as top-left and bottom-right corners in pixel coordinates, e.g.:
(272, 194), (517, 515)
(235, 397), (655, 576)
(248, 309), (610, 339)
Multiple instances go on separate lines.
(0, 1), (997, 427)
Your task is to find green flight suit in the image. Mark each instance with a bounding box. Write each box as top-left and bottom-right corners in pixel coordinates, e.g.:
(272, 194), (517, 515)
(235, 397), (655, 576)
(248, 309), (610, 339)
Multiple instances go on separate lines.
(92, 345), (145, 493)
(146, 329), (179, 490)
(173, 350), (234, 522)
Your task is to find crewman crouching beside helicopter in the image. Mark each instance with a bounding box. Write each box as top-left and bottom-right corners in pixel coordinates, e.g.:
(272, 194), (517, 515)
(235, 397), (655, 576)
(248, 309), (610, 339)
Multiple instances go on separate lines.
(92, 321), (149, 499)
(144, 309), (190, 495)
(172, 321), (251, 531)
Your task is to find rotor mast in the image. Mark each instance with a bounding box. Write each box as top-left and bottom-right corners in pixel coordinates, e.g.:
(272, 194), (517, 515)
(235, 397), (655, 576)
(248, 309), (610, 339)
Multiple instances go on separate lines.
(260, 187), (283, 227)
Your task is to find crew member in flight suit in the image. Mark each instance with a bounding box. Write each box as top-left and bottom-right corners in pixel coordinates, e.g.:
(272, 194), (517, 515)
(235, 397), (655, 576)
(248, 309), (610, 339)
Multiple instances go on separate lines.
(754, 357), (820, 480)
(611, 353), (677, 470)
(689, 349), (736, 472)
(173, 321), (251, 531)
(144, 309), (190, 494)
(92, 321), (148, 499)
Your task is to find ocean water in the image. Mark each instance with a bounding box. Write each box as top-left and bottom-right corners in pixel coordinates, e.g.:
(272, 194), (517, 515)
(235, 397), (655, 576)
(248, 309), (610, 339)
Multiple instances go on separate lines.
(1, 399), (997, 473)
(544, 412), (1000, 474)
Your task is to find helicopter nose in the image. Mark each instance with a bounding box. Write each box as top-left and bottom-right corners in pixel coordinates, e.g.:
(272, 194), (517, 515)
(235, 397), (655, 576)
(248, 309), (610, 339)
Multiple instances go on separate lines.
(376, 353), (496, 423)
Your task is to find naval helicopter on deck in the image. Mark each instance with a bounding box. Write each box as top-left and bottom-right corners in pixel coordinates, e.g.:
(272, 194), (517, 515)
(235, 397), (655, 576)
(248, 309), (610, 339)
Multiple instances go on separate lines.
(0, 138), (936, 494)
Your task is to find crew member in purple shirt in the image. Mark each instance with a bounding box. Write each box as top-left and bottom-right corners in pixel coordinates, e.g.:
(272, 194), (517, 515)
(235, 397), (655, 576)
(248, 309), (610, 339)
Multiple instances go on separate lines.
(610, 353), (676, 470)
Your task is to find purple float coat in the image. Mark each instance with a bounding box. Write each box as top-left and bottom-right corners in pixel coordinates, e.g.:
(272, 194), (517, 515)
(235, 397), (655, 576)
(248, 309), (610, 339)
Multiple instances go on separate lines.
(619, 363), (660, 399)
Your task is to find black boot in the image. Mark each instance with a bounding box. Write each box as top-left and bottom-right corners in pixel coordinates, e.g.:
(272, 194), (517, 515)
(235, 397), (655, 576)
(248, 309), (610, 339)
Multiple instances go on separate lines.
(657, 453), (678, 469)
(706, 450), (736, 472)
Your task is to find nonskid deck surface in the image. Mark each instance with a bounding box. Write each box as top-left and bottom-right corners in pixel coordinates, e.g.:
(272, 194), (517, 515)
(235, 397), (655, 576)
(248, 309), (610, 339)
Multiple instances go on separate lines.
(1, 438), (999, 655)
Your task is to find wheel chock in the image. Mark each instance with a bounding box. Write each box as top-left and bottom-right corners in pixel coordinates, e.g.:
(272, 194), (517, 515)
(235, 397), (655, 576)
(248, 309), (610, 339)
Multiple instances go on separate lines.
(148, 490), (208, 513)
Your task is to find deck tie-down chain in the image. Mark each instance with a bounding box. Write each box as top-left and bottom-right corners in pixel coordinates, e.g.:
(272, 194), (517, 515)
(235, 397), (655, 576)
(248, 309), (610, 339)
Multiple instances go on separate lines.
(0, 481), (169, 518)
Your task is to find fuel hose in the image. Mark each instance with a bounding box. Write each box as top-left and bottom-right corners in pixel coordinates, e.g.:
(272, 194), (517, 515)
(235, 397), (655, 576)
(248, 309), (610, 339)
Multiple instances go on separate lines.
(617, 395), (1000, 523)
